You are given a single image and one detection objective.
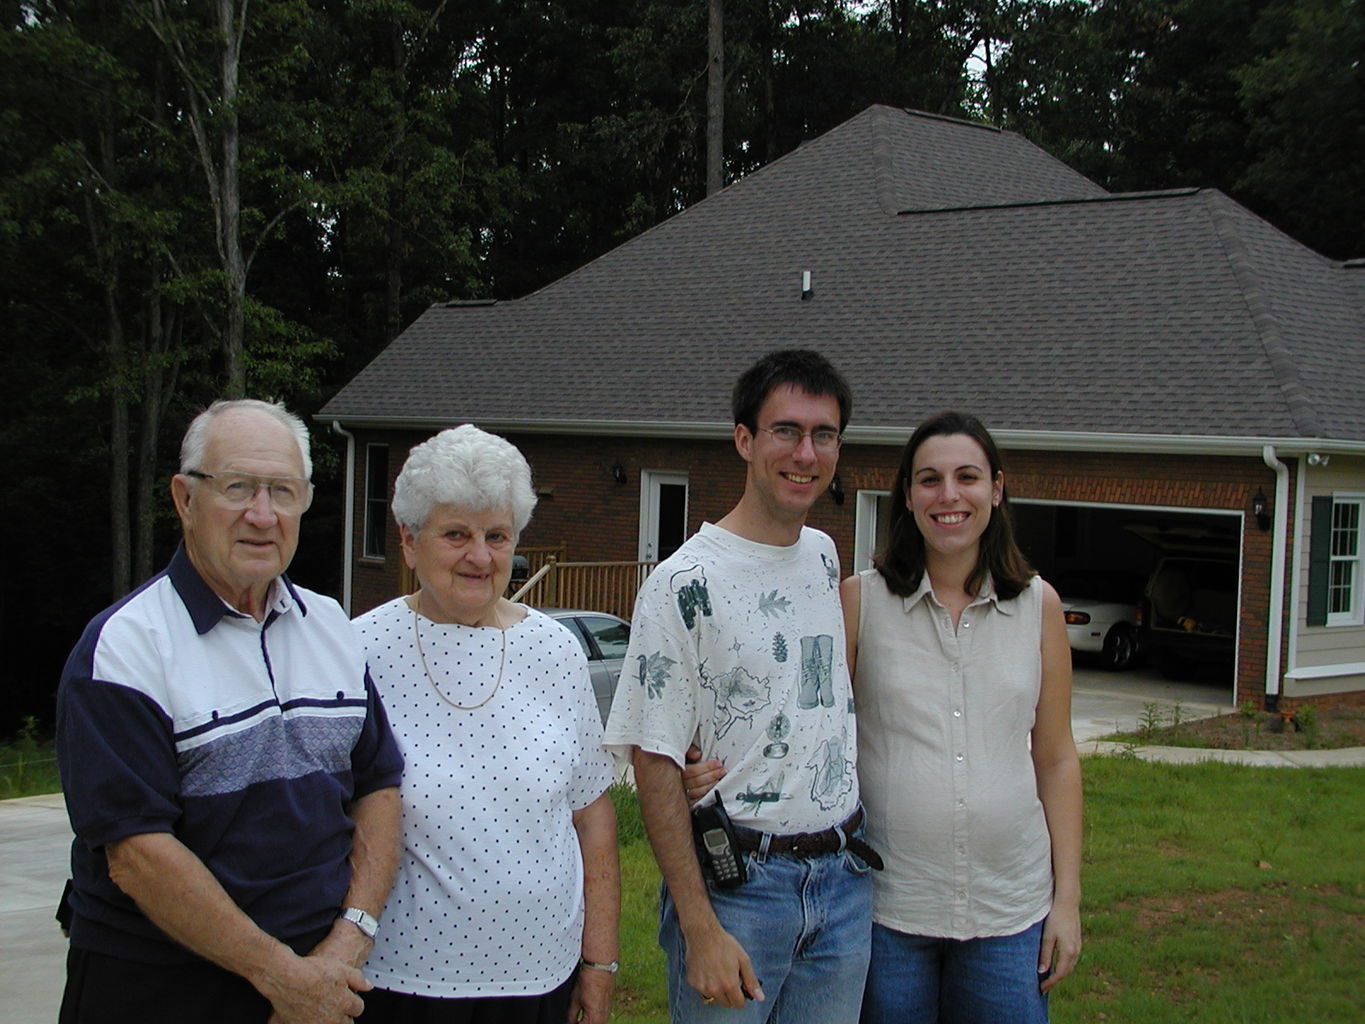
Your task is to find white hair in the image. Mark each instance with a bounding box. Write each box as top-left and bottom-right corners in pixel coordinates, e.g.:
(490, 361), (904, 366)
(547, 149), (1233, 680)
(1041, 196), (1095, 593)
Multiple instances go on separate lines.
(392, 424), (537, 534)
(179, 399), (313, 479)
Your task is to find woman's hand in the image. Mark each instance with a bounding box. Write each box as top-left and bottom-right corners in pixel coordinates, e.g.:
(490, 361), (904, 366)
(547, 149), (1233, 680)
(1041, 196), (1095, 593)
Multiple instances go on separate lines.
(1038, 898), (1081, 992)
(680, 744), (726, 806)
(568, 963), (614, 1023)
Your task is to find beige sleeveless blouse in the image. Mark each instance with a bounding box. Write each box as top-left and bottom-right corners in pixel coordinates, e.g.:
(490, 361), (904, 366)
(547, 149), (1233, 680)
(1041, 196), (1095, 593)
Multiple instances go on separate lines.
(855, 569), (1053, 939)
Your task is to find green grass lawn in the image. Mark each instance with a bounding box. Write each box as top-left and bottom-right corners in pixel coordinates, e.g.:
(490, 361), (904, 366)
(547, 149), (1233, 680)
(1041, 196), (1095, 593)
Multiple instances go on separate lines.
(8, 746), (1360, 1022)
(610, 759), (1365, 1023)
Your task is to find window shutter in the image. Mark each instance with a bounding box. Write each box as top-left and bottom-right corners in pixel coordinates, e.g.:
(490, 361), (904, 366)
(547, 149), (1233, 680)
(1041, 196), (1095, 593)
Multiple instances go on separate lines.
(1307, 496), (1333, 626)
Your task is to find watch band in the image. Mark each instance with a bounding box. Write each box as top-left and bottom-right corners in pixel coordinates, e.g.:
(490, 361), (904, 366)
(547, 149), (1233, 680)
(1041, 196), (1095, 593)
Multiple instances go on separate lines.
(579, 955), (619, 974)
(339, 906), (379, 941)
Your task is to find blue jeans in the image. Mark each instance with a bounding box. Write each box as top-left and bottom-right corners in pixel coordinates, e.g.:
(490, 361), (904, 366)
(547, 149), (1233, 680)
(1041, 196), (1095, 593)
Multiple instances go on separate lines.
(861, 919), (1049, 1024)
(660, 848), (874, 1024)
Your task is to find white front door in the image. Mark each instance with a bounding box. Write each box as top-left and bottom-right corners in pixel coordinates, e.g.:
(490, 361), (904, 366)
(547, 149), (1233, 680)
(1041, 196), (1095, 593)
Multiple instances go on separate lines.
(853, 489), (894, 573)
(639, 471), (689, 563)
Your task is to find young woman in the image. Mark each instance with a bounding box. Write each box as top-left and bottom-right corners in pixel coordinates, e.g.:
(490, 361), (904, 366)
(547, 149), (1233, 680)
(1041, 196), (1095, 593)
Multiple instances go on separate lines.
(847, 411), (1081, 1023)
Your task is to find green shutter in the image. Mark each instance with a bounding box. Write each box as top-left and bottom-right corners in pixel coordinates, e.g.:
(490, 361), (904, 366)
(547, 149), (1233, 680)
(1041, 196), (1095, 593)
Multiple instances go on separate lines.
(1307, 496), (1334, 626)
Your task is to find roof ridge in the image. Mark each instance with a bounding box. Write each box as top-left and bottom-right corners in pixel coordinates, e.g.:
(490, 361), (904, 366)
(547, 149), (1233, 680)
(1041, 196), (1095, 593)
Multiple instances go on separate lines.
(869, 106), (902, 216)
(890, 105), (1003, 134)
(896, 187), (1200, 217)
(1199, 189), (1321, 437)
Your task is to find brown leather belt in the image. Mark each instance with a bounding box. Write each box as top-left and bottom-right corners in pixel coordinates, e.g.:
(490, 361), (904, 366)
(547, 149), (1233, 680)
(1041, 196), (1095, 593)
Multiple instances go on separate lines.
(732, 807), (884, 870)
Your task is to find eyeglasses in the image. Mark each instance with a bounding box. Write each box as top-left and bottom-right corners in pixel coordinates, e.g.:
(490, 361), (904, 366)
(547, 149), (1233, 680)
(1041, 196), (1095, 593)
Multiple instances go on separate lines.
(758, 426), (843, 451)
(185, 471), (313, 513)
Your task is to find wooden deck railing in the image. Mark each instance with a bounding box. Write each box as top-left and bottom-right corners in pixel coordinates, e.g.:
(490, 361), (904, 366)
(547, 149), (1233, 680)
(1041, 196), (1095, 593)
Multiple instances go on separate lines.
(511, 557), (656, 620)
(399, 543), (649, 620)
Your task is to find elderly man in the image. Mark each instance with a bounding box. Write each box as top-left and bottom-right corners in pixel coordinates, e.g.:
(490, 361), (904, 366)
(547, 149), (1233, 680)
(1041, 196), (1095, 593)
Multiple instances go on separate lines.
(56, 399), (403, 1024)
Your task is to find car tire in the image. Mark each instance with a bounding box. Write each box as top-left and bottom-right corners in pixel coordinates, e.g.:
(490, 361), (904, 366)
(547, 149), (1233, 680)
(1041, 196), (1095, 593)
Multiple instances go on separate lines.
(1100, 624), (1137, 671)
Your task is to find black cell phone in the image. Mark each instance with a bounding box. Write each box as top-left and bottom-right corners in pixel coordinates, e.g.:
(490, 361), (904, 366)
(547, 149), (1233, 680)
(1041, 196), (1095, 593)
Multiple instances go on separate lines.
(692, 796), (747, 889)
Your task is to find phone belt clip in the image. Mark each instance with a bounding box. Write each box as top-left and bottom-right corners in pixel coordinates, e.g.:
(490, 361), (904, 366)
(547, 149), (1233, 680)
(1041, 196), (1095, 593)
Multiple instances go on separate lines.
(733, 807), (884, 870)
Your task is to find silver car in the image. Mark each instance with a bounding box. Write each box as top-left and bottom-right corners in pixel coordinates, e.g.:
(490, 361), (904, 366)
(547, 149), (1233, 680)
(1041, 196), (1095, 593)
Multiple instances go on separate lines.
(542, 608), (631, 725)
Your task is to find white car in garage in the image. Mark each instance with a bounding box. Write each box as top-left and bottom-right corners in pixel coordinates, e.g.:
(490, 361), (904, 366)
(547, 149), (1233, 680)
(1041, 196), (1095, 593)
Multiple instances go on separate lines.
(1055, 570), (1145, 671)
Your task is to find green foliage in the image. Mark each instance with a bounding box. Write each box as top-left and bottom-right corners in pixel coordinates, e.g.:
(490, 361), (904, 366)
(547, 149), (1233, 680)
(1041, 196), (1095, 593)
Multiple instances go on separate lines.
(1295, 704), (1320, 749)
(0, 717), (61, 799)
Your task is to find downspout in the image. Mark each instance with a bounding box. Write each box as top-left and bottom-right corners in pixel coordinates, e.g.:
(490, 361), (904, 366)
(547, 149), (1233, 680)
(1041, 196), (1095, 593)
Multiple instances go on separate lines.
(1261, 445), (1290, 709)
(332, 421), (356, 616)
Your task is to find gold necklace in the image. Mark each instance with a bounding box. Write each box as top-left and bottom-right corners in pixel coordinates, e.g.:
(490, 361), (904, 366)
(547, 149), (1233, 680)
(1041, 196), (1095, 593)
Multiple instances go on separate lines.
(412, 606), (508, 711)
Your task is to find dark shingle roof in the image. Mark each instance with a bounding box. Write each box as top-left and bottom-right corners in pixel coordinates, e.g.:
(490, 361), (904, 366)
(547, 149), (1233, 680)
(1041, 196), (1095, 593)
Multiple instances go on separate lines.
(322, 105), (1365, 444)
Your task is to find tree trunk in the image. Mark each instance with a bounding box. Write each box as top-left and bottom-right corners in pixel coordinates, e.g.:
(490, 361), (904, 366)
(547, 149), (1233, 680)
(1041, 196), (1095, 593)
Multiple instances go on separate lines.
(91, 35), (132, 598)
(706, 0), (724, 195)
(218, 0), (246, 396)
(135, 273), (176, 586)
(385, 14), (406, 343)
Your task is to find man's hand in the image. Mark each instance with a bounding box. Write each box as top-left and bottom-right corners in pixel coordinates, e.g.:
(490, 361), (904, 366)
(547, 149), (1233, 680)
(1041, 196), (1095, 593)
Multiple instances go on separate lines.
(258, 947), (371, 1024)
(683, 920), (765, 1009)
(567, 965), (614, 1023)
(681, 744), (726, 806)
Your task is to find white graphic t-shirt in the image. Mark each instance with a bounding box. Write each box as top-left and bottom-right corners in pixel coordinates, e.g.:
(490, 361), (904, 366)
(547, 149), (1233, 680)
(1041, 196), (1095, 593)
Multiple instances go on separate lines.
(605, 523), (858, 834)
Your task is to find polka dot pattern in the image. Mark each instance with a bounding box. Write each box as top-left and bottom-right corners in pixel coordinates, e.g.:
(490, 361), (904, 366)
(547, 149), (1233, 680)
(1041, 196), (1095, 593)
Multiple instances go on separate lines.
(354, 599), (614, 997)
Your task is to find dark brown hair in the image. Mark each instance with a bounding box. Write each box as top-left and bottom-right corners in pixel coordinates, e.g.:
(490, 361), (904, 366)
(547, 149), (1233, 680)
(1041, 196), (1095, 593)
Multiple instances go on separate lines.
(731, 349), (853, 433)
(873, 410), (1035, 600)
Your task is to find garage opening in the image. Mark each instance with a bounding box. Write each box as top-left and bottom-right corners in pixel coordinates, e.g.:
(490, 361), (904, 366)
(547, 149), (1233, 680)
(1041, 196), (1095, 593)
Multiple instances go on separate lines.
(1013, 501), (1242, 697)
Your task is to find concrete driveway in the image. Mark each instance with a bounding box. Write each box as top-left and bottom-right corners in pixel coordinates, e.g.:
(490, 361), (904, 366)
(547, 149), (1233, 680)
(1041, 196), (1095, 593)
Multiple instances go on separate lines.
(0, 793), (69, 1023)
(0, 669), (1227, 1023)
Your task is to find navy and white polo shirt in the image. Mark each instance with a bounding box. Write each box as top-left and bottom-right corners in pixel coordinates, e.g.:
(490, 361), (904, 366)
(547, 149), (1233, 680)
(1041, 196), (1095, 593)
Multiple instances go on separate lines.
(57, 545), (403, 963)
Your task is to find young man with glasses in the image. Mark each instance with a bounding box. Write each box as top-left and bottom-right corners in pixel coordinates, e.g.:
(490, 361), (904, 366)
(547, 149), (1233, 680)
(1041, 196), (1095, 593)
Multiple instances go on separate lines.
(56, 399), (403, 1023)
(605, 350), (876, 1024)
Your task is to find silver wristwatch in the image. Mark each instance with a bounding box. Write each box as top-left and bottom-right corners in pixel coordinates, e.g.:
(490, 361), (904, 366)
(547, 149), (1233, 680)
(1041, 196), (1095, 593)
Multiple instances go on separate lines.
(339, 906), (379, 940)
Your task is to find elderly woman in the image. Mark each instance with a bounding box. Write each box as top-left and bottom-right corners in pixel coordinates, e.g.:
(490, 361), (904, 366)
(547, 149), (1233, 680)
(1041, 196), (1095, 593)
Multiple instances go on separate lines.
(355, 424), (619, 1024)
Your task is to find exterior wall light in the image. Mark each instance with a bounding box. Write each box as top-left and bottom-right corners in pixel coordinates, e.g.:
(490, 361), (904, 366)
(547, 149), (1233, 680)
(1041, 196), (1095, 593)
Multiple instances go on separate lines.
(1252, 487), (1270, 531)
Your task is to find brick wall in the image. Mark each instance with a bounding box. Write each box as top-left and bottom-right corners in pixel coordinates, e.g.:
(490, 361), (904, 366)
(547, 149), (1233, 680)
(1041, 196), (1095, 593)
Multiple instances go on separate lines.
(347, 429), (1328, 708)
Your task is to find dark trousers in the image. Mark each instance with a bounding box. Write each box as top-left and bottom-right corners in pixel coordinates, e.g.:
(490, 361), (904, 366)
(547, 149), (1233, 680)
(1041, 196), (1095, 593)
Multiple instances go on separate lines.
(60, 946), (274, 1024)
(358, 971), (576, 1024)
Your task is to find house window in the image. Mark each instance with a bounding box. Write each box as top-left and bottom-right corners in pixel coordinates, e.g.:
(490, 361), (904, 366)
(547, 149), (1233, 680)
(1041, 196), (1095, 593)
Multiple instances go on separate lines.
(1328, 498), (1363, 625)
(363, 444), (389, 559)
(1309, 495), (1364, 627)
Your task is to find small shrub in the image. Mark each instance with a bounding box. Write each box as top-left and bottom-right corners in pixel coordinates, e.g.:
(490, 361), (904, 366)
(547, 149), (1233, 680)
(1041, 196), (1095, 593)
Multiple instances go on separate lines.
(1296, 705), (1321, 749)
(1138, 702), (1165, 738)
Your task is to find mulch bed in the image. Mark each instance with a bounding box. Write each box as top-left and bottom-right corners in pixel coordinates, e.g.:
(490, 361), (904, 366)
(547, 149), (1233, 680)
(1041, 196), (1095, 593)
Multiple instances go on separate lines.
(1130, 705), (1365, 750)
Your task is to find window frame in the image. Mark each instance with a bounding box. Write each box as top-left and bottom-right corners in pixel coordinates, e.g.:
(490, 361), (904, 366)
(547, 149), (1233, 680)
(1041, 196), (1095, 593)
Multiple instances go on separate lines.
(362, 443), (389, 560)
(1325, 495), (1365, 627)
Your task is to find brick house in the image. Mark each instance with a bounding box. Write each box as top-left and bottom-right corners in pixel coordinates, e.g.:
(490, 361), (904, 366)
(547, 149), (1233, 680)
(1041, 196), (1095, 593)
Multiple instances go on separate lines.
(319, 105), (1365, 711)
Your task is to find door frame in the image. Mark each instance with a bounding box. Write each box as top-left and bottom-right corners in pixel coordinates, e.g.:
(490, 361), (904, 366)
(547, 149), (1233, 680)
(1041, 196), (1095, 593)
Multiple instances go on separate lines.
(638, 470), (689, 563)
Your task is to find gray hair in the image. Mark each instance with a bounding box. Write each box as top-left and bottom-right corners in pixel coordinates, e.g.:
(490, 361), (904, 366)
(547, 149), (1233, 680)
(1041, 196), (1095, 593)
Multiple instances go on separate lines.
(179, 399), (313, 479)
(392, 424), (537, 535)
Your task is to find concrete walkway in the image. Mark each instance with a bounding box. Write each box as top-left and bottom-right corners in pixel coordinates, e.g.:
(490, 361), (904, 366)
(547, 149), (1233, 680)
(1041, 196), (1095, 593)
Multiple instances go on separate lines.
(3, 674), (1361, 1023)
(0, 794), (69, 1024)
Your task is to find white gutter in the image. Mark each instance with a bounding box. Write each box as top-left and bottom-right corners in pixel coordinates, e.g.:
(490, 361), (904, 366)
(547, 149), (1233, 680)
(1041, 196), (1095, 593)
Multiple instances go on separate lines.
(331, 421), (356, 615)
(319, 414), (1365, 458)
(1262, 445), (1290, 701)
